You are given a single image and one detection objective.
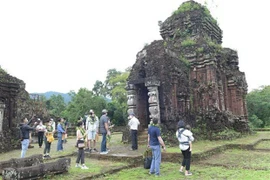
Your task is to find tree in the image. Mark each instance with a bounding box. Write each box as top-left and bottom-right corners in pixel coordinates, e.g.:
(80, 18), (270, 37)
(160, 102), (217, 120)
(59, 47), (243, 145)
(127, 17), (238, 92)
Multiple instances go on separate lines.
(92, 80), (105, 97)
(62, 88), (107, 122)
(247, 86), (270, 127)
(46, 95), (66, 118)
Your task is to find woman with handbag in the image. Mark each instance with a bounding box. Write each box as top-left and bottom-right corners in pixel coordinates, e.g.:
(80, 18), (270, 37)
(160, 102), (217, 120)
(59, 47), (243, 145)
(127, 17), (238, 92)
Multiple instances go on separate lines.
(43, 120), (54, 158)
(75, 121), (88, 169)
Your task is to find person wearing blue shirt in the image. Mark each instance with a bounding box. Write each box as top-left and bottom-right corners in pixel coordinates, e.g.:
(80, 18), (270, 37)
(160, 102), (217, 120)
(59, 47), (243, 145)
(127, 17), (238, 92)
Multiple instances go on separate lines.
(57, 118), (66, 151)
(147, 117), (166, 177)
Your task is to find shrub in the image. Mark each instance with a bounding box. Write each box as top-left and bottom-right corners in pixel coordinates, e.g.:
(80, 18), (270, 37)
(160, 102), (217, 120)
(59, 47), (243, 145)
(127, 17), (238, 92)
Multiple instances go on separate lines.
(181, 38), (196, 47)
(173, 1), (201, 15)
(179, 55), (190, 67)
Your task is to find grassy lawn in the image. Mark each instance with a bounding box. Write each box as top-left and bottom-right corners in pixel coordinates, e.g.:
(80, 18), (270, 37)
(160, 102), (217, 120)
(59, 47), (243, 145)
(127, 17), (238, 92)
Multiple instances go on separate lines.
(48, 157), (128, 180)
(166, 132), (270, 153)
(254, 140), (270, 149)
(94, 162), (270, 180)
(201, 149), (270, 170)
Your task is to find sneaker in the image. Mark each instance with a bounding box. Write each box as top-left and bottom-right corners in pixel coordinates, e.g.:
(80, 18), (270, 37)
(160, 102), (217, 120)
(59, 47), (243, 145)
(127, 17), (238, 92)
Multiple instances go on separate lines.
(179, 169), (183, 172)
(185, 172), (192, 176)
(81, 165), (89, 169)
(75, 164), (81, 168)
(47, 155), (51, 158)
(100, 151), (108, 155)
(84, 148), (90, 152)
(149, 172), (155, 175)
(89, 149), (92, 153)
(93, 148), (99, 152)
(106, 148), (110, 152)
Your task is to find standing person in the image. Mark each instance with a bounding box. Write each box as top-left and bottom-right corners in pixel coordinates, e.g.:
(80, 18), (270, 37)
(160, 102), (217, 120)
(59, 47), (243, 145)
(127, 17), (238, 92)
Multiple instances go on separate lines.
(176, 120), (194, 176)
(75, 121), (88, 169)
(19, 118), (37, 158)
(86, 109), (99, 153)
(62, 118), (68, 143)
(57, 118), (66, 152)
(148, 117), (166, 177)
(44, 120), (54, 158)
(99, 109), (110, 154)
(128, 112), (140, 151)
(50, 118), (56, 133)
(36, 120), (46, 148)
(106, 118), (114, 151)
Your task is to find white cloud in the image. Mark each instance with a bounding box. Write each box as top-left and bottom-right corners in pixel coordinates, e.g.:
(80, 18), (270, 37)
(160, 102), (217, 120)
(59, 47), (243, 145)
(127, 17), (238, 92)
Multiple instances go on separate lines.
(0, 0), (269, 93)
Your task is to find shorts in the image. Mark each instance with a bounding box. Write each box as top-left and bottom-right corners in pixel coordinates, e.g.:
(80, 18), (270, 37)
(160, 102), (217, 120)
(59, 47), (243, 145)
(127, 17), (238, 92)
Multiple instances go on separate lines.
(87, 131), (96, 140)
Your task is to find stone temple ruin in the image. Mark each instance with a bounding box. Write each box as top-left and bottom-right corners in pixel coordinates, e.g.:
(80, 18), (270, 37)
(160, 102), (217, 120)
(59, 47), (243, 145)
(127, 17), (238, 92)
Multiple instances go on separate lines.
(127, 1), (249, 138)
(0, 67), (48, 153)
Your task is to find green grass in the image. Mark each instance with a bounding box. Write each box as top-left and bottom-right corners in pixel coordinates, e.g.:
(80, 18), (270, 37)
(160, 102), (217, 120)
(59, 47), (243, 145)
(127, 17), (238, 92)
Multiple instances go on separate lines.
(166, 132), (269, 154)
(48, 157), (128, 180)
(255, 140), (270, 149)
(201, 149), (270, 170)
(94, 162), (270, 180)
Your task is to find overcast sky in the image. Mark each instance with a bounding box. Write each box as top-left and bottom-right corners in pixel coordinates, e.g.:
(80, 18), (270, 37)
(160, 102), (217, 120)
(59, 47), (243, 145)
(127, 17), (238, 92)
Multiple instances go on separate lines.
(0, 0), (269, 93)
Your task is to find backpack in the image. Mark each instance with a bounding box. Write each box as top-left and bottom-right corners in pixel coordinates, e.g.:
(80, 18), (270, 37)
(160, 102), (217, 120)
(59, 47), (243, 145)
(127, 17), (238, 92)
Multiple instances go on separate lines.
(178, 129), (189, 145)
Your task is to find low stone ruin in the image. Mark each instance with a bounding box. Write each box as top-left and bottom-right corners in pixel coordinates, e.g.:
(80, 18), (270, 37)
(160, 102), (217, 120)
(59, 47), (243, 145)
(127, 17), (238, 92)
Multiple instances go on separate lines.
(0, 154), (43, 175)
(127, 1), (249, 139)
(2, 157), (71, 180)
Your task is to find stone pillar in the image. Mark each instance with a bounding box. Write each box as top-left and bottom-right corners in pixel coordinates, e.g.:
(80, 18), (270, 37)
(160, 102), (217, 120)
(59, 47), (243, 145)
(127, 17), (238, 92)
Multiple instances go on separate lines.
(126, 84), (137, 115)
(145, 80), (161, 124)
(0, 102), (5, 132)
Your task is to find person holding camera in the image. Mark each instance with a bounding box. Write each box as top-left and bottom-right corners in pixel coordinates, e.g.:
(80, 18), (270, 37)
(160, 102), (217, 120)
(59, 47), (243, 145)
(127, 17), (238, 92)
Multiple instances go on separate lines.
(85, 109), (99, 153)
(19, 117), (37, 158)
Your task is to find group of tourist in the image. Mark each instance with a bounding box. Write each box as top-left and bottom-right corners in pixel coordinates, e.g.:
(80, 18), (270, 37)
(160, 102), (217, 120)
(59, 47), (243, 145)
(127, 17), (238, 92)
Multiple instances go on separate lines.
(19, 116), (67, 158)
(74, 109), (114, 169)
(19, 110), (194, 176)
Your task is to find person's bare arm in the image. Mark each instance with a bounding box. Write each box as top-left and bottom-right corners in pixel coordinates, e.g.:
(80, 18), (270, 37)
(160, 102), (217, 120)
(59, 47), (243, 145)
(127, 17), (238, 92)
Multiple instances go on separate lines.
(158, 136), (166, 151)
(105, 122), (110, 135)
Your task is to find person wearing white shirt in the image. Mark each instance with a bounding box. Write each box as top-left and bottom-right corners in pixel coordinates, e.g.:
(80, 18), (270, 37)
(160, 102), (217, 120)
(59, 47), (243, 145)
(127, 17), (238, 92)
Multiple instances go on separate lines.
(36, 119), (46, 148)
(85, 109), (99, 153)
(128, 112), (140, 150)
(176, 120), (194, 176)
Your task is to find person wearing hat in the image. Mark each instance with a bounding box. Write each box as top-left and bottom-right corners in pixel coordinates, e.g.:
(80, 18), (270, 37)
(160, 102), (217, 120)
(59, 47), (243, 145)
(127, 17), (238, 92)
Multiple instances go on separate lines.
(99, 109), (110, 154)
(128, 112), (140, 151)
(85, 109), (99, 153)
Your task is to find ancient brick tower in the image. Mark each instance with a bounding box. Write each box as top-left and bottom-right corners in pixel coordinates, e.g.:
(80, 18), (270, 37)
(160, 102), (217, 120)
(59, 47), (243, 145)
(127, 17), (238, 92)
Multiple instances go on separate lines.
(127, 1), (249, 136)
(0, 67), (49, 152)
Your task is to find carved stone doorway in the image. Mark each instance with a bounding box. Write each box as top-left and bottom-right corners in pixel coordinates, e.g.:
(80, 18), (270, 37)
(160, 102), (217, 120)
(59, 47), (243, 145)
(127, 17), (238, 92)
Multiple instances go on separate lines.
(127, 80), (161, 131)
(136, 84), (150, 130)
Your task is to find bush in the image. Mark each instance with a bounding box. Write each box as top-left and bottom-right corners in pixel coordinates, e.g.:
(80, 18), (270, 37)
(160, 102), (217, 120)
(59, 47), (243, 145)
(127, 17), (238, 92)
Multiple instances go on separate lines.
(181, 38), (196, 47)
(173, 1), (201, 15)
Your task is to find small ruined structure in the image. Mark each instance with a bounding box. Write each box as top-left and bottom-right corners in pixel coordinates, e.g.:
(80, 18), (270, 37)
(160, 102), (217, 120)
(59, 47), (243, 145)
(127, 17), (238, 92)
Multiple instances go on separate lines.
(2, 157), (71, 180)
(0, 154), (43, 175)
(127, 1), (249, 138)
(0, 66), (48, 152)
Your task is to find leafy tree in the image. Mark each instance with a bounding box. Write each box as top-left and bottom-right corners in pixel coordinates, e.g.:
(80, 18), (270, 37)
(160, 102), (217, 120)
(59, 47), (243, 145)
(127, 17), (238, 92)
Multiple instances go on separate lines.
(92, 80), (105, 96)
(247, 85), (270, 127)
(62, 88), (106, 122)
(46, 95), (66, 118)
(103, 69), (122, 97)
